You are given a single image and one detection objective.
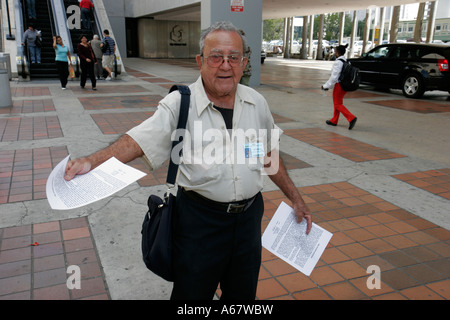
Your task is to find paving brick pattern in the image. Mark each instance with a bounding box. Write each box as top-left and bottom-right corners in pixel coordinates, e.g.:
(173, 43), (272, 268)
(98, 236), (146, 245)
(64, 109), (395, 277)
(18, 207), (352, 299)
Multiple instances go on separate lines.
(1, 61), (448, 300)
(0, 99), (55, 114)
(0, 147), (68, 204)
(11, 87), (51, 97)
(284, 128), (406, 162)
(79, 95), (163, 110)
(0, 116), (63, 142)
(393, 169), (450, 200)
(258, 184), (450, 300)
(91, 112), (154, 135)
(0, 217), (109, 299)
(69, 84), (148, 95)
(366, 99), (450, 114)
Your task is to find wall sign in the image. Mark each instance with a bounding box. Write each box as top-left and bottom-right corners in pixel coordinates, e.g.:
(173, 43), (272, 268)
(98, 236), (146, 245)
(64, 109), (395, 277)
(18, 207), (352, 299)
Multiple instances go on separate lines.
(231, 0), (244, 12)
(169, 25), (186, 46)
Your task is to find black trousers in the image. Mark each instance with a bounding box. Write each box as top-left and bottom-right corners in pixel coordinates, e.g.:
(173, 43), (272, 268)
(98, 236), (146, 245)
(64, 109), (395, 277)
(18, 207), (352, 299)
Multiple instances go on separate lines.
(55, 61), (69, 88)
(80, 61), (96, 88)
(171, 189), (264, 300)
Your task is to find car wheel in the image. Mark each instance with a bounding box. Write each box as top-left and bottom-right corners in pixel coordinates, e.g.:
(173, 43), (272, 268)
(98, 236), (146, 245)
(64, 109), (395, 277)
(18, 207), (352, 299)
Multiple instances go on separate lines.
(402, 73), (425, 98)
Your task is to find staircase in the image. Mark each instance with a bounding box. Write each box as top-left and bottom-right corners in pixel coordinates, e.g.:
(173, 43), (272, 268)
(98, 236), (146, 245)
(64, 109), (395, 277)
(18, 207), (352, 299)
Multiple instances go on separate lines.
(27, 1), (58, 79)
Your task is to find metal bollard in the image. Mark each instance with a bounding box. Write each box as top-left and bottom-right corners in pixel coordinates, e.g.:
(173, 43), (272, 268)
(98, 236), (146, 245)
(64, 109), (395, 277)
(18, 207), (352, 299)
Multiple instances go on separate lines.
(0, 53), (12, 80)
(0, 69), (13, 108)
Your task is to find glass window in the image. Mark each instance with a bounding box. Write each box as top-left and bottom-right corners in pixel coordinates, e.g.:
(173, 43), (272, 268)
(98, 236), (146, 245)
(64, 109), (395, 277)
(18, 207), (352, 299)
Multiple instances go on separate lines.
(367, 46), (391, 59)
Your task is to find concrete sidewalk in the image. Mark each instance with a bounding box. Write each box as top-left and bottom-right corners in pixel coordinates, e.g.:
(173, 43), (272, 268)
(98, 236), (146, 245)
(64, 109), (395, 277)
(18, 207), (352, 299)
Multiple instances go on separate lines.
(0, 57), (449, 300)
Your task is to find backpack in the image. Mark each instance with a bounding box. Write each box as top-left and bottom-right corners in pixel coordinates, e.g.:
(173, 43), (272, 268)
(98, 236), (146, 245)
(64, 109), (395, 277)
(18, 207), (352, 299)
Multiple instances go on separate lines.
(101, 40), (109, 53)
(338, 59), (360, 92)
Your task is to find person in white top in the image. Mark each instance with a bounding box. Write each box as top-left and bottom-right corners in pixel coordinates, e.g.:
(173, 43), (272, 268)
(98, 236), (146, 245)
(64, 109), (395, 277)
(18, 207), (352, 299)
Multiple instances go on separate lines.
(322, 44), (357, 130)
(64, 21), (312, 300)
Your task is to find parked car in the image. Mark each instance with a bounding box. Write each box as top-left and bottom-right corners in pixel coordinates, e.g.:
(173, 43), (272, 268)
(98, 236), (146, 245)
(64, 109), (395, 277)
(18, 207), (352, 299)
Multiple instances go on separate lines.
(352, 40), (373, 57)
(266, 40), (301, 54)
(261, 49), (266, 63)
(348, 43), (450, 98)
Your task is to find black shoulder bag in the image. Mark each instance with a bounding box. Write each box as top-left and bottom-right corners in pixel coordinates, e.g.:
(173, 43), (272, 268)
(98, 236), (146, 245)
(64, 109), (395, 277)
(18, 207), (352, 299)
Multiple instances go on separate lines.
(141, 85), (190, 282)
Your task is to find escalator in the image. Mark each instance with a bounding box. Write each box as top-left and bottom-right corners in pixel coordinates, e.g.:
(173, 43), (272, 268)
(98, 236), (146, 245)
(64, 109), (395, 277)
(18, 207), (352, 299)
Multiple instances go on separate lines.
(16, 0), (120, 80)
(22, 0), (58, 78)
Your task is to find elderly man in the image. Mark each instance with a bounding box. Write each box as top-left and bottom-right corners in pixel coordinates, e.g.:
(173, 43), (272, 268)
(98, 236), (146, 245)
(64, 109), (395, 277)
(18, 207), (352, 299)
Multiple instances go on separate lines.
(64, 21), (312, 300)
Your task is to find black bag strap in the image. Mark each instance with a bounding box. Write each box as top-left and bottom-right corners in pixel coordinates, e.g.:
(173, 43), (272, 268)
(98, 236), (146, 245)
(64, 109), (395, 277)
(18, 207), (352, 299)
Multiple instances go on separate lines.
(166, 85), (191, 185)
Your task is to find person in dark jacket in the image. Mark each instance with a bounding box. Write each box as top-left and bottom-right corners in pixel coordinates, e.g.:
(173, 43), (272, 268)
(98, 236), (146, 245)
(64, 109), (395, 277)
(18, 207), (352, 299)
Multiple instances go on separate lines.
(77, 35), (97, 90)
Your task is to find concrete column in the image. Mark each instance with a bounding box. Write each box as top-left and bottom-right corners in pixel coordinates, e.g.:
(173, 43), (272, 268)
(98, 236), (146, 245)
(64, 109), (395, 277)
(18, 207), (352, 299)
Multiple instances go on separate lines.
(371, 7), (378, 46)
(414, 2), (426, 43)
(362, 9), (371, 55)
(349, 11), (358, 58)
(283, 17), (290, 59)
(201, 0), (263, 86)
(308, 15), (314, 58)
(338, 12), (345, 45)
(301, 16), (308, 59)
(390, 5), (400, 43)
(316, 14), (324, 60)
(379, 7), (386, 45)
(426, 1), (438, 43)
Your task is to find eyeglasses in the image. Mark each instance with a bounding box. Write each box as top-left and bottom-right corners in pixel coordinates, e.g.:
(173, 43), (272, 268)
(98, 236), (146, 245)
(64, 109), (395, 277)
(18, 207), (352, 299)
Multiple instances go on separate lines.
(202, 54), (245, 67)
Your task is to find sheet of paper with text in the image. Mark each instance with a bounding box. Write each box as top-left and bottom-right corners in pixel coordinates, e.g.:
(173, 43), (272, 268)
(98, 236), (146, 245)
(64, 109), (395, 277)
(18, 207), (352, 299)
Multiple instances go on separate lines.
(46, 155), (146, 210)
(262, 201), (333, 276)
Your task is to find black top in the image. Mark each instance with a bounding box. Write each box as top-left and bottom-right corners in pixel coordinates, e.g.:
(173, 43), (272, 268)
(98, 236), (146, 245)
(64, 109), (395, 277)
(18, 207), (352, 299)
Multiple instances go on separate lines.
(214, 106), (233, 130)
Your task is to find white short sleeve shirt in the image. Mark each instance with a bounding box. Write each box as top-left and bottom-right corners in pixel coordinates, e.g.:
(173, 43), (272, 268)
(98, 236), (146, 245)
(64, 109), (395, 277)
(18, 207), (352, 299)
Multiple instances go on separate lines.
(127, 76), (282, 202)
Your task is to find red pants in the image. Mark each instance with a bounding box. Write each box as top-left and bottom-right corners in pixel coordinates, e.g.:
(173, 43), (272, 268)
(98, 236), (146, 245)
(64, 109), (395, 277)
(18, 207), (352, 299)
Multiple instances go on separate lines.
(330, 83), (356, 124)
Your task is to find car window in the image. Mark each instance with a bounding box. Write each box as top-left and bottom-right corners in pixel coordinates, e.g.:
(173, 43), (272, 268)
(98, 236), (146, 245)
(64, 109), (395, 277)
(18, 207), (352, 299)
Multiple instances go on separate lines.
(416, 47), (444, 59)
(389, 47), (402, 58)
(367, 46), (391, 58)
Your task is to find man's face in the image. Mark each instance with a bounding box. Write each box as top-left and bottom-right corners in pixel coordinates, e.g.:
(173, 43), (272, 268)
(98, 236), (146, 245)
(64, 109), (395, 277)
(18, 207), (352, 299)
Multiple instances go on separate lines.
(196, 30), (247, 100)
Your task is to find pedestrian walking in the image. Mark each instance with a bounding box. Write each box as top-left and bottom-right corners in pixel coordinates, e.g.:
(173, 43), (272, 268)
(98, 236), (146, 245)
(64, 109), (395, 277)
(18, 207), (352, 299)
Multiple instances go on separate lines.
(26, 0), (37, 19)
(322, 44), (357, 130)
(53, 36), (72, 90)
(100, 29), (116, 80)
(22, 24), (41, 64)
(90, 35), (104, 79)
(77, 35), (97, 90)
(79, 0), (94, 30)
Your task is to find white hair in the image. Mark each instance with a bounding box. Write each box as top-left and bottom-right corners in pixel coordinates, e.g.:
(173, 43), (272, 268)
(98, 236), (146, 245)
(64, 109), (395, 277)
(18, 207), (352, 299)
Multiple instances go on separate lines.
(199, 21), (249, 56)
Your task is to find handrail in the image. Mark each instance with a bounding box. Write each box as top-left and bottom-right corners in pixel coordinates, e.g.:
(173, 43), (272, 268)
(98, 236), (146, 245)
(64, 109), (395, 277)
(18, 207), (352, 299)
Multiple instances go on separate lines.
(92, 4), (102, 39)
(52, 0), (73, 53)
(46, 0), (56, 39)
(4, 0), (15, 40)
(18, 0), (31, 74)
(14, 0), (28, 78)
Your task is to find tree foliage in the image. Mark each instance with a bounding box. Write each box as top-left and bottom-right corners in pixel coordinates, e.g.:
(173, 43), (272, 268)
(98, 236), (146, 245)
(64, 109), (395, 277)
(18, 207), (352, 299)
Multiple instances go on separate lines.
(263, 19), (284, 41)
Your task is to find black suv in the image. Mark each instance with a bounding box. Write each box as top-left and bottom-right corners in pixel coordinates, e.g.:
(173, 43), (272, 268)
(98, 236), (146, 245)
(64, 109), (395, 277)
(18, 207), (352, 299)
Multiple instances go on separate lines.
(348, 43), (450, 98)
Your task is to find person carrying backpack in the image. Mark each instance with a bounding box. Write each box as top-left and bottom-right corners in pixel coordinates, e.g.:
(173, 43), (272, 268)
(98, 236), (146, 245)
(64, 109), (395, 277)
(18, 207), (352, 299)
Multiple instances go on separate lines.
(321, 44), (357, 130)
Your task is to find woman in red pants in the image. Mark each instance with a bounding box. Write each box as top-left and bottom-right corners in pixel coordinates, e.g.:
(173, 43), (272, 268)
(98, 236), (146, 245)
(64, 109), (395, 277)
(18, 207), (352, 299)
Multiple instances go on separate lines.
(322, 44), (357, 130)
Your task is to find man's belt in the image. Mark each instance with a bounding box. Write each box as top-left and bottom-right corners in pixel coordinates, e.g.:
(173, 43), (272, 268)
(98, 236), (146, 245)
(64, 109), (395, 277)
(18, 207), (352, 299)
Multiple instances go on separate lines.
(181, 188), (256, 214)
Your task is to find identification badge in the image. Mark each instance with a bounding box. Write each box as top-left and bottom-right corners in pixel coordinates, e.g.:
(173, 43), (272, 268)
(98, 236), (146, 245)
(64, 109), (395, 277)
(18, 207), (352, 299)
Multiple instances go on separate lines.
(244, 142), (264, 158)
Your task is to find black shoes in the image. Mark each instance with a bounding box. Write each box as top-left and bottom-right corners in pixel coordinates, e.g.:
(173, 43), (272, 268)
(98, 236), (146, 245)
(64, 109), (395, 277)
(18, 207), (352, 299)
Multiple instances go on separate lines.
(349, 117), (357, 130)
(326, 118), (358, 130)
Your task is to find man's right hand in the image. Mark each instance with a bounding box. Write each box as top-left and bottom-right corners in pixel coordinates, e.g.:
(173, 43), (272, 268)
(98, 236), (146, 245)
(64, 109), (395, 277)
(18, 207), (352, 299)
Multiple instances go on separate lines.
(64, 157), (92, 181)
